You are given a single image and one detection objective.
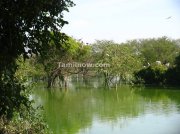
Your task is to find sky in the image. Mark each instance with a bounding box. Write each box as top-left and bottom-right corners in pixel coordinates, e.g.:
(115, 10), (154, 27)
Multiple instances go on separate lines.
(62, 0), (180, 43)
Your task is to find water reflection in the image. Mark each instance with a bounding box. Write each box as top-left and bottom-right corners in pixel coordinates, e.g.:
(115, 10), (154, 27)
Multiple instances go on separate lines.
(34, 84), (180, 134)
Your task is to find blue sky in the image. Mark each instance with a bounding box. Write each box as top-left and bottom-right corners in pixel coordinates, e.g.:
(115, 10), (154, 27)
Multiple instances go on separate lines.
(62, 0), (180, 43)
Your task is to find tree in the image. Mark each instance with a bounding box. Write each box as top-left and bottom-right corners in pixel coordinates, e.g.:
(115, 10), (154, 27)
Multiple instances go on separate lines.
(0, 0), (74, 68)
(15, 56), (45, 83)
(165, 54), (180, 85)
(138, 37), (179, 65)
(134, 65), (167, 85)
(92, 40), (142, 86)
(0, 0), (75, 131)
(37, 37), (91, 88)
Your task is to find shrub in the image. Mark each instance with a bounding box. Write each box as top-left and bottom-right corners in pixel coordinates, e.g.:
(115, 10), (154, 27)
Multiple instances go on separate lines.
(165, 54), (180, 85)
(134, 65), (167, 85)
(0, 85), (50, 134)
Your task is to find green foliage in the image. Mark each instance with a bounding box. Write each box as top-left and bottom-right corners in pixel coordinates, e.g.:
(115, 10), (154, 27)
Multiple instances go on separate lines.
(130, 37), (180, 86)
(127, 37), (179, 65)
(26, 37), (180, 87)
(0, 76), (29, 119)
(92, 40), (143, 83)
(0, 102), (50, 134)
(0, 0), (75, 133)
(35, 36), (92, 88)
(174, 54), (180, 69)
(165, 54), (180, 85)
(134, 65), (167, 85)
(0, 78), (51, 133)
(135, 54), (180, 86)
(165, 68), (179, 85)
(38, 36), (91, 72)
(16, 57), (45, 83)
(0, 0), (74, 61)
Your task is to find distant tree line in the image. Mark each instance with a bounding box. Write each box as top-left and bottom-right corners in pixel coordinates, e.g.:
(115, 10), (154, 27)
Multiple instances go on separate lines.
(18, 36), (180, 88)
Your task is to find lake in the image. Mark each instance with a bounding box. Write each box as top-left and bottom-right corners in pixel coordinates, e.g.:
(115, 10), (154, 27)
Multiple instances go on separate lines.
(33, 83), (180, 134)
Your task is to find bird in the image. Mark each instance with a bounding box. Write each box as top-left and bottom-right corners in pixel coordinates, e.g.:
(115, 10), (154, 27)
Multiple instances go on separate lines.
(166, 16), (172, 19)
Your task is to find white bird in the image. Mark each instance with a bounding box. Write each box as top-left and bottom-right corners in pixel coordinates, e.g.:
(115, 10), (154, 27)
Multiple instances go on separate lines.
(156, 61), (161, 65)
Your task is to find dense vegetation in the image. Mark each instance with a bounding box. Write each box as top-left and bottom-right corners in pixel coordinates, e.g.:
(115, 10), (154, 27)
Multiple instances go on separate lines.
(0, 0), (74, 133)
(17, 37), (180, 88)
(134, 55), (180, 86)
(134, 38), (180, 86)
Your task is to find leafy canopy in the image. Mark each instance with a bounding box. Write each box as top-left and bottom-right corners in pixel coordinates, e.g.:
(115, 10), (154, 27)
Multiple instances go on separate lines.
(0, 0), (74, 119)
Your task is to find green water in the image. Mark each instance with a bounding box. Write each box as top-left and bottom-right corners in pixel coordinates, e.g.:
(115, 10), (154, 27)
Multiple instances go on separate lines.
(33, 84), (180, 134)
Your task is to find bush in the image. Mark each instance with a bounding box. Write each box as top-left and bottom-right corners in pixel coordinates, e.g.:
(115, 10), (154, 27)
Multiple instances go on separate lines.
(165, 54), (180, 85)
(134, 65), (167, 85)
(134, 54), (180, 86)
(0, 73), (50, 134)
(165, 68), (176, 85)
(0, 107), (50, 134)
(0, 85), (50, 134)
